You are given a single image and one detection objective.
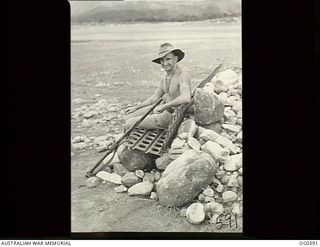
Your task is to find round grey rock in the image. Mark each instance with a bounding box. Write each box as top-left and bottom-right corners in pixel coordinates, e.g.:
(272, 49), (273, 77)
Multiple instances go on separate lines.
(186, 203), (206, 224)
(202, 187), (215, 197)
(119, 146), (156, 172)
(121, 172), (141, 188)
(135, 170), (145, 178)
(114, 185), (128, 193)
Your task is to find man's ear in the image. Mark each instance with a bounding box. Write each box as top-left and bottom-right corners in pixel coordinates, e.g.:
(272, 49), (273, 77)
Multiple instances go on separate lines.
(174, 55), (178, 63)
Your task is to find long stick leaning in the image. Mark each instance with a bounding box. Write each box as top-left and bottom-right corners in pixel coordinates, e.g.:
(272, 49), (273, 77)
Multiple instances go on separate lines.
(86, 97), (163, 177)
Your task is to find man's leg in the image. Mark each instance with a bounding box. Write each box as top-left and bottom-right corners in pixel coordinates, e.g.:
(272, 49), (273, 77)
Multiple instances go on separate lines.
(124, 111), (172, 130)
(124, 105), (153, 122)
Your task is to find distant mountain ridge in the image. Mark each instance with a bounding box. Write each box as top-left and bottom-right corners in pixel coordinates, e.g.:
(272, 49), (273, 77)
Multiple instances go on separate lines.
(70, 1), (241, 23)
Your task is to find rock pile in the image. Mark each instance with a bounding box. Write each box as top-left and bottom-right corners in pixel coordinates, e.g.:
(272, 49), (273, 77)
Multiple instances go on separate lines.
(71, 134), (118, 152)
(71, 99), (127, 152)
(83, 68), (242, 226)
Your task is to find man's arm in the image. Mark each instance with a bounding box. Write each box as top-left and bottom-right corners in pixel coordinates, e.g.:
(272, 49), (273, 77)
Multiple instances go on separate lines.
(125, 81), (164, 114)
(138, 85), (164, 109)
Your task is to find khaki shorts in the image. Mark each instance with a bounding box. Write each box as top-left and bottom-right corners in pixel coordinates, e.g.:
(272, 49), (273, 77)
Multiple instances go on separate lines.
(125, 109), (172, 130)
(152, 110), (172, 128)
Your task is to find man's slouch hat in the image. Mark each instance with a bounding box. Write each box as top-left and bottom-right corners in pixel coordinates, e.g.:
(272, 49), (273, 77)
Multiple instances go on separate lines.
(152, 43), (185, 64)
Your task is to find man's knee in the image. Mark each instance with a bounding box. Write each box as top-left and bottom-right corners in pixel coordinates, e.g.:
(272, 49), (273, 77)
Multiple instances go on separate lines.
(124, 119), (131, 130)
(124, 112), (135, 122)
(125, 116), (156, 130)
(125, 117), (136, 130)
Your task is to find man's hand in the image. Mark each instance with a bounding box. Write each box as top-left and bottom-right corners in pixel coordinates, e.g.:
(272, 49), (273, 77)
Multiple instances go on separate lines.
(125, 105), (139, 115)
(153, 105), (165, 114)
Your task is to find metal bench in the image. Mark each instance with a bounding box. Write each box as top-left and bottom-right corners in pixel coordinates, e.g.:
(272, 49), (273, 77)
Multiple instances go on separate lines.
(124, 103), (188, 156)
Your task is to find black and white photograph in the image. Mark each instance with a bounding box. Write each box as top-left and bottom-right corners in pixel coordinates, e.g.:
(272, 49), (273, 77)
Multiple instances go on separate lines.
(70, 0), (242, 233)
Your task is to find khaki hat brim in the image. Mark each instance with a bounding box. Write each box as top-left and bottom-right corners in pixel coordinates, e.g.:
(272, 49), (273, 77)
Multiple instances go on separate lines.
(152, 49), (185, 64)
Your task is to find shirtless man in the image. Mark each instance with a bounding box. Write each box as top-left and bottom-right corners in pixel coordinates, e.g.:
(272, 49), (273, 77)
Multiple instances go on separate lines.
(124, 43), (191, 130)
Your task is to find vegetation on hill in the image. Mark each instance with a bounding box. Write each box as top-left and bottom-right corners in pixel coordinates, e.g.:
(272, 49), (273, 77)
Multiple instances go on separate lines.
(71, 1), (241, 23)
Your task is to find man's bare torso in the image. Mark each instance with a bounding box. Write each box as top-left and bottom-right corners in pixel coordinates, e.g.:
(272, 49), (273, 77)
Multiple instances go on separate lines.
(160, 66), (189, 104)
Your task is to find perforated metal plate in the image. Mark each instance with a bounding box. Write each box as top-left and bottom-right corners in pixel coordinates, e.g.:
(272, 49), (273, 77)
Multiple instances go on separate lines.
(124, 105), (187, 156)
(125, 128), (168, 156)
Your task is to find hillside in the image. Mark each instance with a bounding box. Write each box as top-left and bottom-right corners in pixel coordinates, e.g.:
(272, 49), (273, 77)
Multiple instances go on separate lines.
(70, 0), (241, 23)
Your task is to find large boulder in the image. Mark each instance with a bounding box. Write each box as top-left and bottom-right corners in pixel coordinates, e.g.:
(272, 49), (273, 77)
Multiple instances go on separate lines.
(194, 88), (224, 125)
(118, 146), (156, 172)
(212, 69), (239, 86)
(157, 150), (218, 207)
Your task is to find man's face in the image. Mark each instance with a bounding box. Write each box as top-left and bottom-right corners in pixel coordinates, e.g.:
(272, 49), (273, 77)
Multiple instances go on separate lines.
(160, 52), (178, 72)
